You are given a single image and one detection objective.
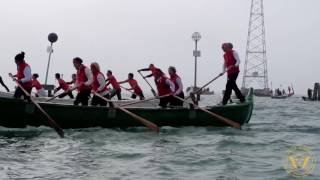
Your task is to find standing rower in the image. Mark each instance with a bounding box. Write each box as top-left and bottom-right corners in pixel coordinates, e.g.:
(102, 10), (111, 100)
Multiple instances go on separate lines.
(54, 73), (74, 99)
(32, 74), (46, 97)
(9, 52), (33, 101)
(0, 76), (10, 92)
(90, 62), (112, 106)
(220, 43), (245, 105)
(73, 57), (93, 106)
(154, 69), (175, 108)
(106, 70), (122, 100)
(119, 73), (145, 100)
(168, 66), (184, 106)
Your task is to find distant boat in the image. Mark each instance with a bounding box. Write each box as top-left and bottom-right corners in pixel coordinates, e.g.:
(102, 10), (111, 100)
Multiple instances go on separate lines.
(186, 86), (214, 95)
(271, 95), (288, 99)
(241, 88), (271, 97)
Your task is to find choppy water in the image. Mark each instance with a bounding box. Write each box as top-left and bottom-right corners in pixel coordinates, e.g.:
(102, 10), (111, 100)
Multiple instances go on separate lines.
(0, 96), (319, 180)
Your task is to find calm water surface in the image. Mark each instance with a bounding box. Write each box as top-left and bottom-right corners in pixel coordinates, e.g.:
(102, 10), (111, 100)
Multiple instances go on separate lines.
(0, 96), (319, 180)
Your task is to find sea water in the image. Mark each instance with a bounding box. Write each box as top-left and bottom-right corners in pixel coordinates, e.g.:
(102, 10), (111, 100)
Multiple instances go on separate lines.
(0, 96), (319, 180)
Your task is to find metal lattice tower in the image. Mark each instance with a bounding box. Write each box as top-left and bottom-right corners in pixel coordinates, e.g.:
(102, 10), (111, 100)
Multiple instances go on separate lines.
(242, 0), (268, 90)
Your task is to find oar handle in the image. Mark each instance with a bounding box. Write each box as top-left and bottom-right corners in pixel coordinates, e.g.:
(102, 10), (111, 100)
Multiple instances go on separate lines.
(9, 75), (64, 137)
(93, 92), (160, 133)
(173, 95), (241, 129)
(138, 71), (157, 97)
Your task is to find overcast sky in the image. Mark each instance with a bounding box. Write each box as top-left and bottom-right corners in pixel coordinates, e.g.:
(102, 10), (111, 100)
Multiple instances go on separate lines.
(0, 0), (319, 95)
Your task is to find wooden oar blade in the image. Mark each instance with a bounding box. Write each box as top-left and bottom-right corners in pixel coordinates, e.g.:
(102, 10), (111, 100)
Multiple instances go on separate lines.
(94, 92), (160, 133)
(173, 95), (241, 129)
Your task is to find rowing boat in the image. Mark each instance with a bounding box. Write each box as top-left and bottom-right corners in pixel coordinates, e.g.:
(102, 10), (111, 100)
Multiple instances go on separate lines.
(0, 88), (254, 129)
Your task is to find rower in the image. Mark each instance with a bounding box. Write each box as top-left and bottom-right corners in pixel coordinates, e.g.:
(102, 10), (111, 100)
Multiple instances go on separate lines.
(0, 76), (10, 92)
(154, 69), (175, 108)
(90, 62), (113, 107)
(168, 66), (184, 106)
(106, 70), (122, 100)
(138, 64), (158, 79)
(9, 52), (33, 101)
(219, 43), (245, 105)
(118, 73), (145, 100)
(32, 73), (46, 97)
(54, 73), (74, 99)
(73, 57), (93, 106)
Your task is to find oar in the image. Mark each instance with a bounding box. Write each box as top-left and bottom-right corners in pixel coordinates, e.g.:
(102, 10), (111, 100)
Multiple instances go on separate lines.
(138, 71), (157, 97)
(46, 87), (76, 102)
(120, 94), (171, 107)
(185, 74), (223, 100)
(93, 92), (160, 133)
(9, 75), (64, 137)
(173, 95), (241, 129)
(120, 85), (137, 96)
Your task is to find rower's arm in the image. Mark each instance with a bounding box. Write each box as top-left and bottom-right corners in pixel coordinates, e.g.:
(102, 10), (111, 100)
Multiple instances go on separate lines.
(84, 67), (93, 86)
(165, 79), (175, 93)
(233, 51), (241, 67)
(20, 66), (32, 83)
(118, 79), (128, 84)
(97, 74), (106, 92)
(175, 77), (183, 95)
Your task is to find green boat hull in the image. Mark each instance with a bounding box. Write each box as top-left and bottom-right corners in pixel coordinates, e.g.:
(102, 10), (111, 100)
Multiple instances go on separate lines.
(0, 88), (254, 129)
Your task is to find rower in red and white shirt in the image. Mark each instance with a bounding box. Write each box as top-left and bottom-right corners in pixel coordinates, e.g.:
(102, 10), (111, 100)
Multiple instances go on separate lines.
(220, 43), (245, 105)
(90, 62), (113, 107)
(154, 69), (175, 108)
(54, 73), (74, 99)
(106, 70), (122, 100)
(168, 66), (184, 106)
(138, 63), (158, 79)
(32, 74), (46, 97)
(119, 73), (145, 100)
(9, 51), (33, 100)
(73, 57), (93, 106)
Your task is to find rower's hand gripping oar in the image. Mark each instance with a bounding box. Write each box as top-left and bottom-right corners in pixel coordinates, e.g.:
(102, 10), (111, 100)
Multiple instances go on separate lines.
(185, 74), (223, 100)
(93, 92), (160, 133)
(138, 71), (157, 97)
(9, 74), (65, 138)
(173, 95), (241, 129)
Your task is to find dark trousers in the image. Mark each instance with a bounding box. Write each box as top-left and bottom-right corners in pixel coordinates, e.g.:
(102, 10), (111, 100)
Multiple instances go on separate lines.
(14, 86), (32, 101)
(159, 95), (174, 108)
(131, 92), (145, 100)
(58, 91), (74, 99)
(110, 89), (122, 100)
(0, 76), (9, 92)
(91, 94), (113, 107)
(222, 73), (245, 105)
(170, 92), (184, 106)
(74, 89), (91, 106)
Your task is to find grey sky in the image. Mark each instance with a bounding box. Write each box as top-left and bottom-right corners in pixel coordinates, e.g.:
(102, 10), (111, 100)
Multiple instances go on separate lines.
(0, 0), (319, 94)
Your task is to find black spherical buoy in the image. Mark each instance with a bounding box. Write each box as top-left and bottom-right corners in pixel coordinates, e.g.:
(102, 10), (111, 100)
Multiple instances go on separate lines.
(48, 33), (58, 43)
